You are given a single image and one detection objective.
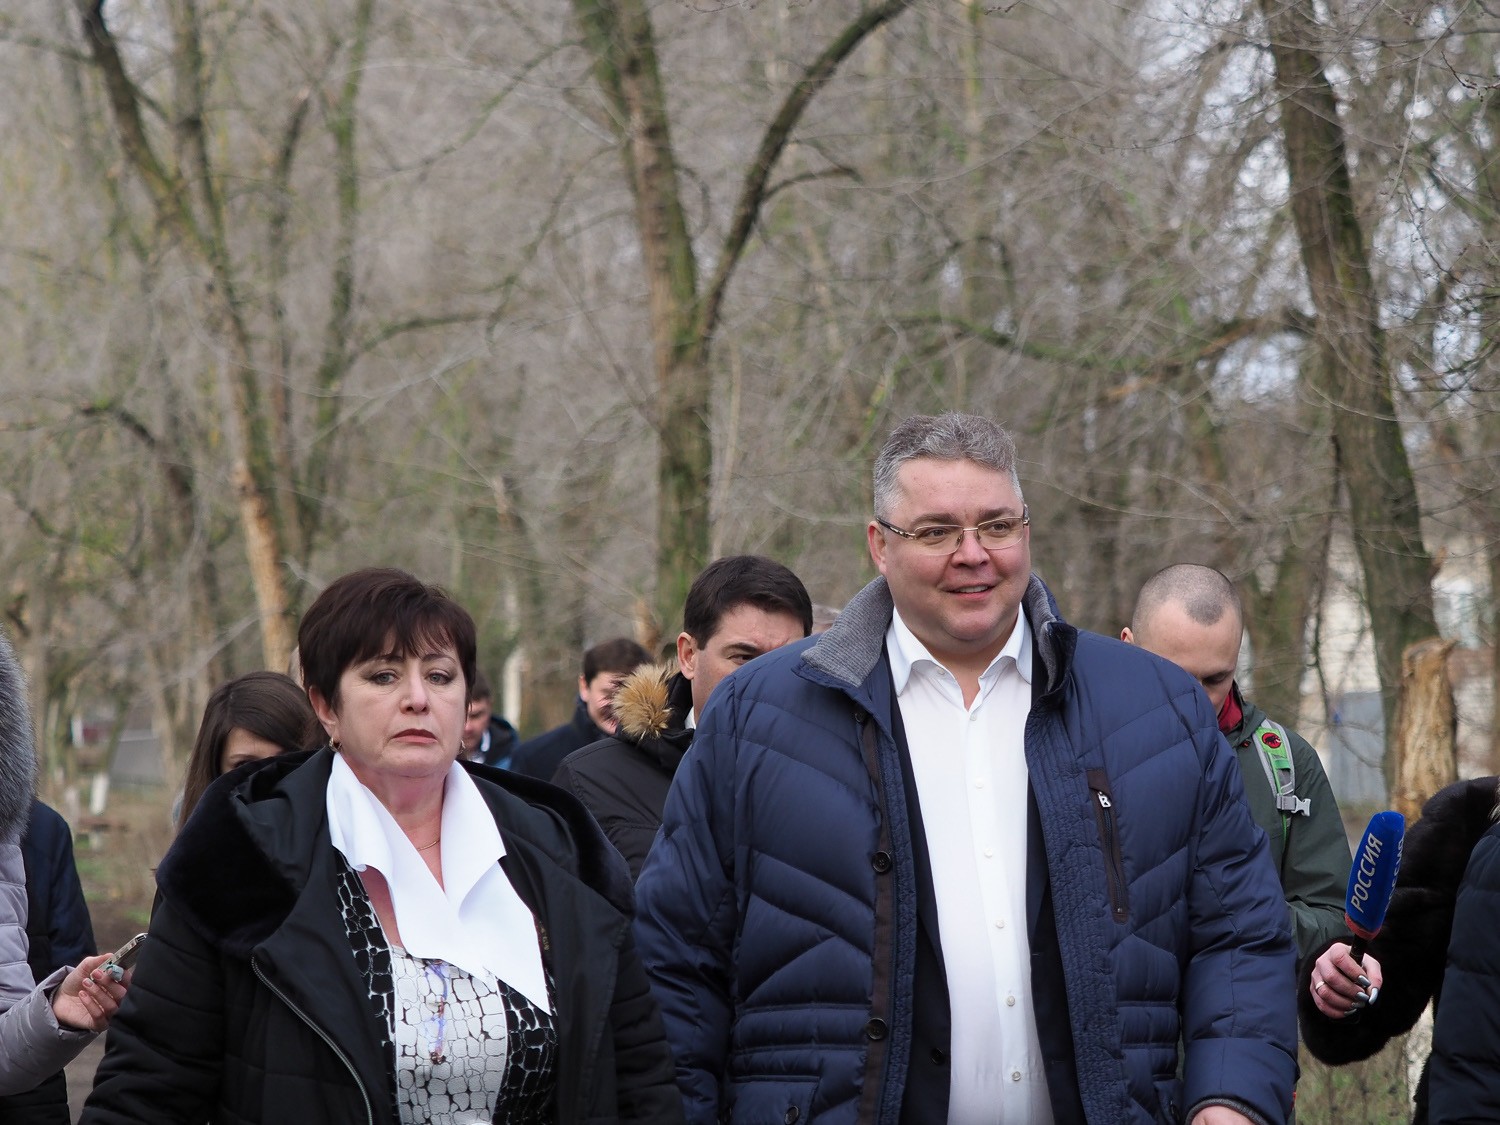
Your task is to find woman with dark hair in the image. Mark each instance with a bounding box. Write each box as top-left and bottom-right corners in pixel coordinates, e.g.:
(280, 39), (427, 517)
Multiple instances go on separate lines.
(176, 671), (320, 830)
(83, 567), (682, 1125)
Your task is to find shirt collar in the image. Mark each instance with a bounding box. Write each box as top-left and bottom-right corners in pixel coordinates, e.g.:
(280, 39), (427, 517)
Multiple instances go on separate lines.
(887, 606), (1032, 694)
(325, 754), (550, 1010)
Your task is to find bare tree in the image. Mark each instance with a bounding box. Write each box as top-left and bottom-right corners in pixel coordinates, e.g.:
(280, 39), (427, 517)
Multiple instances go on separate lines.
(1258, 0), (1445, 781)
(569, 0), (917, 629)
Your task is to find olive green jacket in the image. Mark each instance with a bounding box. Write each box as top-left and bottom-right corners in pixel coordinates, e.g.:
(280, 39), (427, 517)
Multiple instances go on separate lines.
(1224, 687), (1352, 959)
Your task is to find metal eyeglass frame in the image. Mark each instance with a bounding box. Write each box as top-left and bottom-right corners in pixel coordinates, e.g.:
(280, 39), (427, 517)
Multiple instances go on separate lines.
(874, 504), (1030, 554)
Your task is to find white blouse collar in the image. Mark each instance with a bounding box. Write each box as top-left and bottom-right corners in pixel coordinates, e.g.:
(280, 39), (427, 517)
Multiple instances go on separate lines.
(325, 754), (550, 1011)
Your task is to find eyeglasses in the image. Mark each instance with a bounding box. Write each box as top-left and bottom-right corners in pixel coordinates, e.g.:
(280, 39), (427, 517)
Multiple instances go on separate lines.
(875, 505), (1030, 554)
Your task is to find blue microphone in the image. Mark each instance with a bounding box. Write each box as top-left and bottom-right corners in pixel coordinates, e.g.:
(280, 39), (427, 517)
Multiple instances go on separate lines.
(1345, 810), (1405, 963)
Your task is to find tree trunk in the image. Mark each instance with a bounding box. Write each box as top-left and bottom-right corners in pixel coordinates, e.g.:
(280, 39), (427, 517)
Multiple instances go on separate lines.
(572, 0), (916, 632)
(1390, 637), (1458, 822)
(1259, 0), (1443, 781)
(80, 0), (296, 670)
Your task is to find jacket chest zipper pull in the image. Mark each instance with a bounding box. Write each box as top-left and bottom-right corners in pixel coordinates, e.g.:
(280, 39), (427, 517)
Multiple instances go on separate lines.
(1097, 792), (1112, 810)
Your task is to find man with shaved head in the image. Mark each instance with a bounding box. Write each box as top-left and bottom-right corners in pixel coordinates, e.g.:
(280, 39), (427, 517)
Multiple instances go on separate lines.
(1124, 563), (1350, 958)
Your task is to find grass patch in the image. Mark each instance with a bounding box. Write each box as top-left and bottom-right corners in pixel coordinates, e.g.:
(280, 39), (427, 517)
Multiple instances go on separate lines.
(1296, 1038), (1411, 1124)
(66, 788), (174, 953)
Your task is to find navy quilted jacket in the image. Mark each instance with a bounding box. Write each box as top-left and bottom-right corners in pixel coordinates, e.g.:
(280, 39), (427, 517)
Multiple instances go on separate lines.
(636, 575), (1296, 1124)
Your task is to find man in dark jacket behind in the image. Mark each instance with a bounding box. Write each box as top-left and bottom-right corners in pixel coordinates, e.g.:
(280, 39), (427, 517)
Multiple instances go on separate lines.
(461, 669), (520, 770)
(635, 413), (1297, 1125)
(554, 556), (812, 877)
(511, 637), (650, 781)
(1122, 563), (1350, 960)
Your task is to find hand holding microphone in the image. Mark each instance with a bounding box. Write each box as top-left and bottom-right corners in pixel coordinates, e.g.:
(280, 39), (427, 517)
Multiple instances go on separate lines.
(1310, 810), (1404, 1019)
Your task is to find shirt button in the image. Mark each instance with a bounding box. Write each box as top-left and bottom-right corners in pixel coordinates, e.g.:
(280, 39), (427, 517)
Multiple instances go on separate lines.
(969, 712), (978, 722)
(994, 918), (1006, 929)
(975, 779), (986, 789)
(983, 848), (994, 859)
(1006, 995), (1016, 1007)
(1012, 1071), (1022, 1082)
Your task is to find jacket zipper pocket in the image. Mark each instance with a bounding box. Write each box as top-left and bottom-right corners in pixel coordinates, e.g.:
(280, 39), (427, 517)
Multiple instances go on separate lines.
(1086, 768), (1129, 923)
(252, 957), (375, 1125)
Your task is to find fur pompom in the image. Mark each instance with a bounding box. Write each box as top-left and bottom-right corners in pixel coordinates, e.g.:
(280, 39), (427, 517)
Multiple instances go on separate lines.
(611, 664), (675, 740)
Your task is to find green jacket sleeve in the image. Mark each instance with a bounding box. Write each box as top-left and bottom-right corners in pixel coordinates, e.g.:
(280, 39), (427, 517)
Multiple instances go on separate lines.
(1280, 731), (1353, 959)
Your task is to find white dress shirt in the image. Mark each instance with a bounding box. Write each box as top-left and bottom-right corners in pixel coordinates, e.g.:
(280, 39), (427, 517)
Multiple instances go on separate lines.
(887, 609), (1053, 1124)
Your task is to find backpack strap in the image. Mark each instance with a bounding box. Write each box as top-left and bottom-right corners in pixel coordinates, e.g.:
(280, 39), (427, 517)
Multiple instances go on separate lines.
(1251, 718), (1310, 844)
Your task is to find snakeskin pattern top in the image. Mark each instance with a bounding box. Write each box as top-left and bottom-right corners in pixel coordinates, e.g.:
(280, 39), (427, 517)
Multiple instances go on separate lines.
(336, 858), (558, 1124)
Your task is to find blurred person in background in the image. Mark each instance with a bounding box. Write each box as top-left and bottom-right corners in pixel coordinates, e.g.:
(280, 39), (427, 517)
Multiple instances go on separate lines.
(510, 637), (650, 782)
(83, 567), (681, 1125)
(461, 669), (519, 770)
(174, 670), (321, 832)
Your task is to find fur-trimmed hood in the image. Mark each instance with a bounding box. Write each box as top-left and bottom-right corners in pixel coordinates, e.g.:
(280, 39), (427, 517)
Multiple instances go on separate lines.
(609, 664), (694, 776)
(159, 747), (636, 958)
(0, 628), (35, 843)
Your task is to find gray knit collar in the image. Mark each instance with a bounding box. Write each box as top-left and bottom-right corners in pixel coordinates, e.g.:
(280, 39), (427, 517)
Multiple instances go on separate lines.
(802, 573), (1064, 693)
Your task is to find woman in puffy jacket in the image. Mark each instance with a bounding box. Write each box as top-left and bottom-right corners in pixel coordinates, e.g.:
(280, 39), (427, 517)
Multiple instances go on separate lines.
(0, 628), (127, 1105)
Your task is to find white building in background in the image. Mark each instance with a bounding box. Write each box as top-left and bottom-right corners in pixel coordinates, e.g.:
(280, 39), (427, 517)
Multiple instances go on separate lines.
(1278, 533), (1494, 810)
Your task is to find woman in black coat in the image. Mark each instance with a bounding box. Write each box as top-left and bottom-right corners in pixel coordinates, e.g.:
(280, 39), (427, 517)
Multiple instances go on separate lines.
(1300, 776), (1500, 1124)
(82, 568), (683, 1125)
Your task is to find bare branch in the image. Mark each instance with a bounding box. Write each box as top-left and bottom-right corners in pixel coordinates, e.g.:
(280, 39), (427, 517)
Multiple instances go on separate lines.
(696, 0), (917, 345)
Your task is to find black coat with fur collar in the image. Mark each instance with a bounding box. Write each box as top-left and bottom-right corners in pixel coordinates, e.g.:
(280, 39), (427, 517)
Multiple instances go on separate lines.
(80, 748), (683, 1125)
(552, 667), (693, 880)
(1299, 775), (1500, 1125)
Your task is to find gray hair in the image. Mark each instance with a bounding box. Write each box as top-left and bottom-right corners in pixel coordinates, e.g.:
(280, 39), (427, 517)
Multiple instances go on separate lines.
(872, 413), (1023, 518)
(1130, 563), (1242, 636)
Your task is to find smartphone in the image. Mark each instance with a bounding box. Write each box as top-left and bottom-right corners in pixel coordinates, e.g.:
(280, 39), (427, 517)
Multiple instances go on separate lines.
(102, 932), (148, 982)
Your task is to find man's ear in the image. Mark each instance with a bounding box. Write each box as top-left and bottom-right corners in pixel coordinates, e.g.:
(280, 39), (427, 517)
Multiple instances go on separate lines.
(676, 631), (698, 682)
(577, 673), (588, 701)
(867, 520), (888, 574)
(1120, 626), (1135, 645)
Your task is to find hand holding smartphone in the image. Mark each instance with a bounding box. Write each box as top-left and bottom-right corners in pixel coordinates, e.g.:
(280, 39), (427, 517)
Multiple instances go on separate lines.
(102, 932), (147, 983)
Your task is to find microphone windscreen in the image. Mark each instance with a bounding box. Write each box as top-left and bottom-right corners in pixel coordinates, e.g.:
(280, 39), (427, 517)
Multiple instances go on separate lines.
(1345, 810), (1405, 942)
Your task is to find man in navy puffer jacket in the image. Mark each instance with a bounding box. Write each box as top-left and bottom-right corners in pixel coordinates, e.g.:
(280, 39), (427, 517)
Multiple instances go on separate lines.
(635, 413), (1296, 1125)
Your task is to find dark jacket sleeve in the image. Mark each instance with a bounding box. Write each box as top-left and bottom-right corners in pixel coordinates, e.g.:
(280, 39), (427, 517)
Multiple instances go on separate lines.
(27, 804), (96, 972)
(1298, 881), (1448, 1065)
(611, 919), (686, 1123)
(1281, 732), (1351, 959)
(635, 690), (740, 1123)
(1299, 776), (1500, 1072)
(1427, 826), (1500, 1123)
(79, 897), (225, 1124)
(1178, 721), (1298, 1125)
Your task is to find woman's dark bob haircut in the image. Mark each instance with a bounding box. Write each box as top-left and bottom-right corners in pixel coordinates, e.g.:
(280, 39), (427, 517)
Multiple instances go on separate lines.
(298, 567), (477, 711)
(179, 671), (319, 829)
